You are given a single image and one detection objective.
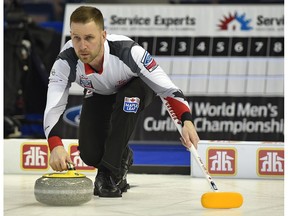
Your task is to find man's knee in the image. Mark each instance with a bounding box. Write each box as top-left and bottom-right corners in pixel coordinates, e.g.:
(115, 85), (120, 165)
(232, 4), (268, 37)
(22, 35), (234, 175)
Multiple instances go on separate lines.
(79, 150), (102, 168)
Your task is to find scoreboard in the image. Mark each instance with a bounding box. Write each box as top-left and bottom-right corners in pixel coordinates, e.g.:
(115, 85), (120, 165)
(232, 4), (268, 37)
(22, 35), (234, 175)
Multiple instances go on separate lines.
(63, 34), (284, 56)
(62, 4), (284, 97)
(129, 36), (284, 57)
(61, 4), (284, 141)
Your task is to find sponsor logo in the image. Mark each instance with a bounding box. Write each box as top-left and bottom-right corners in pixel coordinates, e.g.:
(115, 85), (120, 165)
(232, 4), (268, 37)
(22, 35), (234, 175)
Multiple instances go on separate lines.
(256, 15), (284, 26)
(80, 76), (94, 89)
(141, 51), (158, 72)
(51, 69), (56, 76)
(218, 12), (252, 31)
(207, 147), (237, 176)
(123, 97), (140, 113)
(84, 90), (94, 98)
(257, 148), (284, 177)
(63, 105), (82, 127)
(69, 144), (96, 171)
(21, 143), (49, 170)
(115, 79), (128, 88)
(109, 15), (196, 27)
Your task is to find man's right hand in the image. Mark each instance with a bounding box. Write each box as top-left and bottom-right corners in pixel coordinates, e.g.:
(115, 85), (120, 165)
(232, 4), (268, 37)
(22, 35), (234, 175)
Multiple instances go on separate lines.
(49, 146), (73, 171)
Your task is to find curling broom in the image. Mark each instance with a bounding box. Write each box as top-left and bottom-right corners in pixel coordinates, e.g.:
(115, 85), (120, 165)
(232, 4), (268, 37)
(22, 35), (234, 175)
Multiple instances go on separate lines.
(161, 97), (243, 209)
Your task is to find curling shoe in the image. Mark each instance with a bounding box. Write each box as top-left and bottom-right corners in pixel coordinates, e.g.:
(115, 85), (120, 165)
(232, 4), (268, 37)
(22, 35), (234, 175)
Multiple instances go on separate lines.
(94, 170), (122, 198)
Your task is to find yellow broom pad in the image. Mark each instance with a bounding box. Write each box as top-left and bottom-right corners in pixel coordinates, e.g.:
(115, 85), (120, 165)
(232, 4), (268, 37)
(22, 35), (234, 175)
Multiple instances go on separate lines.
(201, 192), (243, 209)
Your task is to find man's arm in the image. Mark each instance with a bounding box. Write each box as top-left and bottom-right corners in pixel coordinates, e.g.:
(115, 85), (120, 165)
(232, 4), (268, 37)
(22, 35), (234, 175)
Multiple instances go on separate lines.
(43, 58), (73, 171)
(130, 45), (200, 148)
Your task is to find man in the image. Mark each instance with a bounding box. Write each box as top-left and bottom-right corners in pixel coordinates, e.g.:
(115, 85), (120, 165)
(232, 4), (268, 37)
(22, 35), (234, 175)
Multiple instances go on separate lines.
(44, 6), (199, 198)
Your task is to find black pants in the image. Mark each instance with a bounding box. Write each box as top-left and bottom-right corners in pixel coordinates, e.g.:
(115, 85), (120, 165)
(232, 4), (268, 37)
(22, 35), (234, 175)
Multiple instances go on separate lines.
(78, 78), (155, 175)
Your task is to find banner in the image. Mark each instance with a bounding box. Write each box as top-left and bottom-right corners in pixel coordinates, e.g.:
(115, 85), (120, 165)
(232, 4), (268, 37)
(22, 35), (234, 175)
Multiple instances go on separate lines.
(4, 139), (283, 179)
(191, 140), (284, 179)
(58, 4), (284, 142)
(60, 95), (283, 142)
(62, 4), (284, 59)
(62, 4), (283, 45)
(131, 96), (284, 141)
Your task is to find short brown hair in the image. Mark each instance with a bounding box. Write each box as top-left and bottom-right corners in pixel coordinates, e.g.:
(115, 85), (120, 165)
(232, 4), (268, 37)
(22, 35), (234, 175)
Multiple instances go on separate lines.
(70, 6), (104, 30)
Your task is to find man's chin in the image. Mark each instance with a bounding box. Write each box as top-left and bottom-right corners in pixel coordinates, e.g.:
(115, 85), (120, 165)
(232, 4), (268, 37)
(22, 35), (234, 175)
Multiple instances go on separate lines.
(79, 58), (91, 64)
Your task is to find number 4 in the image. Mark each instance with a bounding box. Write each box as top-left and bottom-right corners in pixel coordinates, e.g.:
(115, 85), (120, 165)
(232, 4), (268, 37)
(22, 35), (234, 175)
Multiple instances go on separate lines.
(197, 41), (206, 52)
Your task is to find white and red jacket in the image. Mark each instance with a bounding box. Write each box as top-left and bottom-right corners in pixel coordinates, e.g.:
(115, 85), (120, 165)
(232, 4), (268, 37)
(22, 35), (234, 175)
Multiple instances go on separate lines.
(44, 34), (192, 151)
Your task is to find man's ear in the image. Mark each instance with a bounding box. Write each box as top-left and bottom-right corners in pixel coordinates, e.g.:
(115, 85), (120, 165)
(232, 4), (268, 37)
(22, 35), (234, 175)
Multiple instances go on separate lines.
(102, 30), (107, 40)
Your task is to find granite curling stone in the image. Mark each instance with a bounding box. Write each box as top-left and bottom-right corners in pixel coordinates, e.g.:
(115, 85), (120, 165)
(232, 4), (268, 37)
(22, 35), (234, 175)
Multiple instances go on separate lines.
(34, 164), (93, 206)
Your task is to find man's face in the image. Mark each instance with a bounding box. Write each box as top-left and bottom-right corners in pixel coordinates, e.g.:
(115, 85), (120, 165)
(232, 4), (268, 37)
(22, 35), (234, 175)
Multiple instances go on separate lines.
(70, 20), (106, 64)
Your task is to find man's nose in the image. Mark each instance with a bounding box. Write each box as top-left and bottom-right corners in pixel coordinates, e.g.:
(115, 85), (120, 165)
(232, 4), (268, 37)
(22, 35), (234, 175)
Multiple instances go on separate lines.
(79, 40), (87, 50)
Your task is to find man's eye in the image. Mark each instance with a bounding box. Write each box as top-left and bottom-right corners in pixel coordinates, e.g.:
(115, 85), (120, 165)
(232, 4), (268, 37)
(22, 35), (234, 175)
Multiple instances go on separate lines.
(86, 36), (94, 40)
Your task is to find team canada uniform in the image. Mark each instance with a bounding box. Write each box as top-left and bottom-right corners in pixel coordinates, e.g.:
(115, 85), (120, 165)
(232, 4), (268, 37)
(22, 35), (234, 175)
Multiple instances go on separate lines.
(43, 34), (192, 173)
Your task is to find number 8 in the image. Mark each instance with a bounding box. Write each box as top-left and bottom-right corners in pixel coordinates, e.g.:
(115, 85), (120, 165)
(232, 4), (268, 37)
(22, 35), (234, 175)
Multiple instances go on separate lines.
(273, 42), (282, 53)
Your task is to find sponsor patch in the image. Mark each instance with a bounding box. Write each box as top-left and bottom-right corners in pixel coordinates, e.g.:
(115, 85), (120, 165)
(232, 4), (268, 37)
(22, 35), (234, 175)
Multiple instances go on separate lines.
(80, 76), (94, 89)
(141, 51), (158, 72)
(123, 97), (140, 113)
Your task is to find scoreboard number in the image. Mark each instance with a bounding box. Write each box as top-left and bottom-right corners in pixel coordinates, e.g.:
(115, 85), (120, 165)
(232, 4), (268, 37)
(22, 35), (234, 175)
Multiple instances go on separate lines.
(141, 41), (149, 50)
(155, 37), (173, 56)
(273, 42), (283, 53)
(177, 41), (187, 52)
(216, 41), (225, 53)
(193, 37), (210, 56)
(174, 37), (192, 56)
(234, 42), (244, 53)
(159, 41), (169, 52)
(137, 37), (154, 54)
(231, 38), (248, 56)
(212, 37), (229, 56)
(197, 42), (206, 52)
(255, 42), (264, 52)
(269, 37), (284, 56)
(250, 38), (268, 56)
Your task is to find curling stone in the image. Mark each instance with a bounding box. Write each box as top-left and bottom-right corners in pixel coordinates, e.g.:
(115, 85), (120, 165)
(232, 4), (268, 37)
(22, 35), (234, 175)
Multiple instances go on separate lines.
(34, 163), (93, 206)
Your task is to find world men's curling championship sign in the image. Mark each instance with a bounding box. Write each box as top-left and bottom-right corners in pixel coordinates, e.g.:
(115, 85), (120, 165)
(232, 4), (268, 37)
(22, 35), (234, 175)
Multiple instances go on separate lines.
(61, 4), (283, 142)
(131, 96), (284, 142)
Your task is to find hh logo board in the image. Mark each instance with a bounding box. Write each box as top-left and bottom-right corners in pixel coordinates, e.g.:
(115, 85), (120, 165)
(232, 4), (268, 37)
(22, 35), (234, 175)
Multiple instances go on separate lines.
(21, 143), (49, 170)
(257, 148), (284, 177)
(207, 147), (237, 176)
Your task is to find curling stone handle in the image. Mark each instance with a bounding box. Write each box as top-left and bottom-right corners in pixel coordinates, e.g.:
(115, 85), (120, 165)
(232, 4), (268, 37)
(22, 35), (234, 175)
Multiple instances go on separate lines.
(67, 162), (76, 170)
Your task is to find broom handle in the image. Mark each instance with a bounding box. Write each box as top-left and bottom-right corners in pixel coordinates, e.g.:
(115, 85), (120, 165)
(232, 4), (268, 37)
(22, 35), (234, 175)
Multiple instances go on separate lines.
(67, 162), (76, 170)
(160, 97), (219, 192)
